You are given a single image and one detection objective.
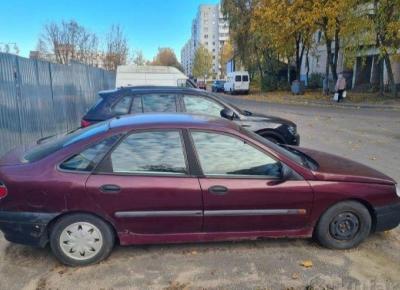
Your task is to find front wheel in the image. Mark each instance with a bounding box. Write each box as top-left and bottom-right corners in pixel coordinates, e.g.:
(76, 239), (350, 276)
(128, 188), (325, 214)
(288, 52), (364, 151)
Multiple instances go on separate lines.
(49, 213), (115, 266)
(315, 201), (371, 249)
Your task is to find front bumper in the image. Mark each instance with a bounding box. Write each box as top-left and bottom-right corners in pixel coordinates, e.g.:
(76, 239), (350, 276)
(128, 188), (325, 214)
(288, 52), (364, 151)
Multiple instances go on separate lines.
(0, 211), (58, 247)
(373, 202), (400, 232)
(285, 133), (300, 146)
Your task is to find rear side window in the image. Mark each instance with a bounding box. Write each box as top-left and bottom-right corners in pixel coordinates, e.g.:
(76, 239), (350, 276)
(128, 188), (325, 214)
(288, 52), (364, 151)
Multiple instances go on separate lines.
(235, 75), (241, 82)
(243, 75), (249, 82)
(142, 94), (177, 112)
(23, 122), (109, 163)
(59, 135), (121, 172)
(112, 96), (132, 115)
(108, 131), (187, 175)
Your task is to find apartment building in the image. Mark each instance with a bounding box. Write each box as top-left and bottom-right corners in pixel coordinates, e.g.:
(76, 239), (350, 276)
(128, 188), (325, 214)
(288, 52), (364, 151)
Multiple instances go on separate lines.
(181, 3), (229, 79)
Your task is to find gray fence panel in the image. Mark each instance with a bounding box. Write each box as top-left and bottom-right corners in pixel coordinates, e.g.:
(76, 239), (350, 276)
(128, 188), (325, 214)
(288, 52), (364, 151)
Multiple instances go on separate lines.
(0, 53), (116, 156)
(0, 53), (21, 155)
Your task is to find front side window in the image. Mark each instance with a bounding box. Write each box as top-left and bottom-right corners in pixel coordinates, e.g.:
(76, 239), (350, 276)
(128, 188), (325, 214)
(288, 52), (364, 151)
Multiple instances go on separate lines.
(113, 96), (132, 115)
(142, 94), (177, 112)
(183, 95), (224, 117)
(109, 131), (187, 175)
(191, 131), (281, 177)
(60, 135), (121, 172)
(235, 75), (241, 82)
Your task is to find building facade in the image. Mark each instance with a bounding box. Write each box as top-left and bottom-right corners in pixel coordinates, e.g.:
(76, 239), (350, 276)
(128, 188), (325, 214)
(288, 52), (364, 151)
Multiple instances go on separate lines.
(181, 3), (229, 79)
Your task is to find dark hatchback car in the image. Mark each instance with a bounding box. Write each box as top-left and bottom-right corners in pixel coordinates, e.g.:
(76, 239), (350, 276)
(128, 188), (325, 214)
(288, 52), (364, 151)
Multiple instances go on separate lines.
(81, 86), (300, 145)
(211, 80), (226, 92)
(0, 114), (399, 266)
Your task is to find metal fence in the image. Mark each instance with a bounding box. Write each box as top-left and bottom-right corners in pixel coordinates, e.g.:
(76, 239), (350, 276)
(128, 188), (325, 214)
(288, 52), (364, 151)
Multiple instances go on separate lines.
(0, 53), (116, 156)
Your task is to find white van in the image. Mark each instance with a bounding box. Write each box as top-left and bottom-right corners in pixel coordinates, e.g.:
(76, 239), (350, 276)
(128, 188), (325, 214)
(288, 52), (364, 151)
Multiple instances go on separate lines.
(224, 71), (250, 94)
(116, 65), (195, 88)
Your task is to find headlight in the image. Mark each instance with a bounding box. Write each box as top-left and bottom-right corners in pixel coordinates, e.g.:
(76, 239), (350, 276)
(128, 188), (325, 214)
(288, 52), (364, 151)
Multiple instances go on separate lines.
(396, 184), (400, 197)
(288, 126), (296, 135)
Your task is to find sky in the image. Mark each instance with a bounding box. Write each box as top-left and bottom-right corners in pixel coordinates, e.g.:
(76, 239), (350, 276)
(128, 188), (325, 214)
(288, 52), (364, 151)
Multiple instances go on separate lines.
(0, 0), (219, 61)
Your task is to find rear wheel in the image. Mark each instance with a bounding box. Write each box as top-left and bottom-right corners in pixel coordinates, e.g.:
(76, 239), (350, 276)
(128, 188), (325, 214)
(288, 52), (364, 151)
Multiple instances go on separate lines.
(50, 213), (115, 266)
(315, 201), (371, 249)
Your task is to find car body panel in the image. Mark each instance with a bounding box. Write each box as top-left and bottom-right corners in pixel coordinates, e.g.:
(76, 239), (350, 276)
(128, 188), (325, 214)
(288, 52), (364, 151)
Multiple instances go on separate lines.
(81, 86), (300, 145)
(0, 114), (399, 248)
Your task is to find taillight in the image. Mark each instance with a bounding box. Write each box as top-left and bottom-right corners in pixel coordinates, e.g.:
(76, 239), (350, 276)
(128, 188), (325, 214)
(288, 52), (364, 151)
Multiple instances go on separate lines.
(0, 182), (8, 199)
(81, 119), (91, 128)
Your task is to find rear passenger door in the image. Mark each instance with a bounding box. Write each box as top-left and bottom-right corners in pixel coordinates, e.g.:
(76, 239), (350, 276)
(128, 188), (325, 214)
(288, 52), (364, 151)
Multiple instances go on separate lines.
(86, 129), (203, 236)
(130, 93), (179, 113)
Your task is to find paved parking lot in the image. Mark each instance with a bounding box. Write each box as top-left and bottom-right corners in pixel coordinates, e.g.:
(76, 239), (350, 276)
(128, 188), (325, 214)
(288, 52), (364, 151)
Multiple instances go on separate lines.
(1, 97), (400, 290)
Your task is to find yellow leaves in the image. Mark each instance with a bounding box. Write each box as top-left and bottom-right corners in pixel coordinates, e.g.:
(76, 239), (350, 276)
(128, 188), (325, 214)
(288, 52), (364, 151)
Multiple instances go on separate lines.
(300, 260), (313, 268)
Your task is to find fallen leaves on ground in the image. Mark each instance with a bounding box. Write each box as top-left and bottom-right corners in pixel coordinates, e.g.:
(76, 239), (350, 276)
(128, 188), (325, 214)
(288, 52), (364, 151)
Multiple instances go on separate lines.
(300, 260), (313, 268)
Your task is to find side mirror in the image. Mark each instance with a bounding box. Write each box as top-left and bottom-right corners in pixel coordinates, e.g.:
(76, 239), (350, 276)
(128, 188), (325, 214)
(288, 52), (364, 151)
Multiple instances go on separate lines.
(220, 108), (235, 120)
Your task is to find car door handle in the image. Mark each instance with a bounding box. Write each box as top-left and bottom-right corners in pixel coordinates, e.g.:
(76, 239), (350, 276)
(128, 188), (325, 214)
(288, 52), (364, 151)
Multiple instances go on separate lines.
(208, 185), (229, 195)
(100, 184), (121, 193)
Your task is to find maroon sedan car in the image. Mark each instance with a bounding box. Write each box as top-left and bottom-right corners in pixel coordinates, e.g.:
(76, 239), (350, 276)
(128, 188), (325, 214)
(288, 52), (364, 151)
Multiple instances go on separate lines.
(0, 114), (399, 266)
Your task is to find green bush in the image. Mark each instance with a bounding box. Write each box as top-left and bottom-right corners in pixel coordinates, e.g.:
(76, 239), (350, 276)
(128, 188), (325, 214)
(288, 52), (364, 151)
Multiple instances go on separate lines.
(261, 74), (278, 92)
(307, 73), (324, 89)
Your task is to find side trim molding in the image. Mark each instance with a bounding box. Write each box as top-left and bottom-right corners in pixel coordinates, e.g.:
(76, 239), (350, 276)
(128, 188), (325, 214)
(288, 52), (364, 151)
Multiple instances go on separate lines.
(204, 209), (306, 216)
(115, 210), (202, 218)
(114, 209), (306, 218)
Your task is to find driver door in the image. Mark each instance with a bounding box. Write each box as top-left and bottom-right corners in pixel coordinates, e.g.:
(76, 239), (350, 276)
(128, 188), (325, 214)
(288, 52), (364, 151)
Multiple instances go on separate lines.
(189, 130), (314, 232)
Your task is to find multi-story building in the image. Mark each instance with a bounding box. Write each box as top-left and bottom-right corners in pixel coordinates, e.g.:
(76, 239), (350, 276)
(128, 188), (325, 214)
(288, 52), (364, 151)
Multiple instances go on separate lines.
(181, 3), (229, 79)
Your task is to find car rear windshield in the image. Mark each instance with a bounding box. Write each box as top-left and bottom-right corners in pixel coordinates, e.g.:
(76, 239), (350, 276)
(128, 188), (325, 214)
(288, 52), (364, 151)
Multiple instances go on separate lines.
(23, 122), (109, 163)
(85, 96), (105, 115)
(243, 75), (249, 82)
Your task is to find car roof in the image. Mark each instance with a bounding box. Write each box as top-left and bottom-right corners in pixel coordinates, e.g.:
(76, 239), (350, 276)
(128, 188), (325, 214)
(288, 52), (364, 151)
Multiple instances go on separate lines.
(109, 113), (240, 131)
(100, 86), (208, 95)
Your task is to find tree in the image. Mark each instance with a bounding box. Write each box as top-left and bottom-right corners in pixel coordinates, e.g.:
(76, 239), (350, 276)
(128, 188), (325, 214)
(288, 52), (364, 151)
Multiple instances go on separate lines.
(222, 0), (262, 78)
(103, 24), (129, 71)
(151, 47), (183, 71)
(38, 20), (99, 65)
(219, 41), (234, 78)
(132, 50), (146, 66)
(192, 45), (213, 80)
(308, 0), (359, 93)
(370, 0), (400, 97)
(252, 0), (315, 82)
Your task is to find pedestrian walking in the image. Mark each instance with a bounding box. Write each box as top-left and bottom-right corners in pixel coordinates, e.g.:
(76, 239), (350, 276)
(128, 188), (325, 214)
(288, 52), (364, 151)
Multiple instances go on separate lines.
(335, 73), (347, 102)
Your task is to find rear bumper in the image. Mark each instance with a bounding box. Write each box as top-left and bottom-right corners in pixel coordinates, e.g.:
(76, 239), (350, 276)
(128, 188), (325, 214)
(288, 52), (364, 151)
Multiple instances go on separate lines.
(374, 202), (400, 232)
(0, 211), (58, 247)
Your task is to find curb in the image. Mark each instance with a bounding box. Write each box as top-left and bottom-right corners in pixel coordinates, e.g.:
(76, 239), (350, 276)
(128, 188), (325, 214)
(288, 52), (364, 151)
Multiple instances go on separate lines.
(222, 95), (400, 111)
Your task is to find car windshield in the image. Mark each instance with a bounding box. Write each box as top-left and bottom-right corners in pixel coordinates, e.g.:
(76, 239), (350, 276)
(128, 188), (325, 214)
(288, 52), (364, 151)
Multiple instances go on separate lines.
(23, 122), (109, 163)
(241, 128), (318, 170)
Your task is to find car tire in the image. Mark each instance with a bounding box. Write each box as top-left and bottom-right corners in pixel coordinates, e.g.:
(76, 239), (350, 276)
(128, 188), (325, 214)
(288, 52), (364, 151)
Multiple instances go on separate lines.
(49, 213), (115, 266)
(315, 201), (371, 249)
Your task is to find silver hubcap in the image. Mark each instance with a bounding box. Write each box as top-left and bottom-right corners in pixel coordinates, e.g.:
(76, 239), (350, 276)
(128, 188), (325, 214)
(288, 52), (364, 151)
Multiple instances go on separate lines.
(59, 222), (103, 261)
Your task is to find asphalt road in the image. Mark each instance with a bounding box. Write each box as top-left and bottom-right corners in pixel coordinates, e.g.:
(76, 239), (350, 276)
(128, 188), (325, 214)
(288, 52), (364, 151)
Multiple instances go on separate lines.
(1, 97), (400, 290)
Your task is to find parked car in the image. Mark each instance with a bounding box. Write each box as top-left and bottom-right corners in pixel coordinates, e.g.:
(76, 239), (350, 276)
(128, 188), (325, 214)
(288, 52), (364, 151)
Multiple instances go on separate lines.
(0, 114), (399, 266)
(81, 86), (300, 145)
(197, 80), (207, 90)
(224, 71), (250, 94)
(211, 80), (226, 92)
